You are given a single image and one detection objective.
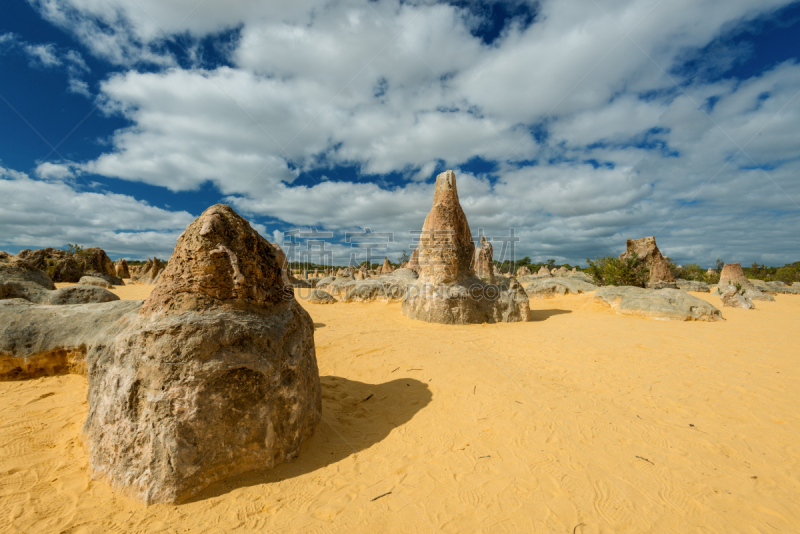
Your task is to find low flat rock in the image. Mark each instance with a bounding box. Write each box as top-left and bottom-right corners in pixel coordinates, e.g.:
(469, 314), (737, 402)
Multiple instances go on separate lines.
(594, 287), (724, 322)
(86, 271), (124, 286)
(78, 275), (113, 289)
(315, 275), (355, 296)
(341, 270), (419, 302)
(305, 289), (337, 304)
(525, 277), (597, 299)
(720, 287), (755, 309)
(676, 279), (711, 292)
(0, 299), (141, 380)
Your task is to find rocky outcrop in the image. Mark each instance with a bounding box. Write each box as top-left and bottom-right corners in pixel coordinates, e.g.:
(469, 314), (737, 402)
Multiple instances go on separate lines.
(380, 257), (394, 274)
(78, 275), (113, 289)
(130, 258), (165, 285)
(516, 266), (531, 277)
(552, 266), (569, 277)
(407, 249), (420, 273)
(342, 269), (418, 302)
(676, 279), (711, 292)
(718, 263), (752, 290)
(305, 289), (337, 304)
(472, 237), (495, 281)
(525, 278), (597, 299)
(79, 204), (321, 505)
(1, 251), (118, 305)
(594, 287), (723, 321)
(619, 237), (676, 289)
(16, 247), (116, 283)
(86, 271), (124, 286)
(115, 259), (130, 279)
(719, 286), (755, 309)
(537, 266), (551, 277)
(401, 171), (530, 324)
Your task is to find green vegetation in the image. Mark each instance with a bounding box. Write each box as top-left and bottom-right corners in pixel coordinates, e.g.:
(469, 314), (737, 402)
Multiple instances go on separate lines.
(585, 252), (649, 287)
(743, 261), (800, 284)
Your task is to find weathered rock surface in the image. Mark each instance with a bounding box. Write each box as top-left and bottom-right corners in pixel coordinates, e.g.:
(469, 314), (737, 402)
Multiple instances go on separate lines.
(79, 275), (113, 289)
(402, 171), (529, 324)
(342, 269), (418, 302)
(407, 249), (420, 273)
(0, 299), (139, 380)
(525, 278), (597, 299)
(594, 287), (723, 321)
(17, 247), (116, 282)
(304, 289), (337, 304)
(380, 257), (394, 274)
(537, 266), (551, 277)
(130, 258), (165, 285)
(619, 237), (676, 289)
(79, 204), (321, 505)
(472, 236), (495, 281)
(720, 286), (755, 309)
(718, 263), (752, 290)
(1, 252), (118, 305)
(516, 266), (531, 277)
(115, 259), (130, 278)
(86, 270), (124, 286)
(676, 279), (711, 292)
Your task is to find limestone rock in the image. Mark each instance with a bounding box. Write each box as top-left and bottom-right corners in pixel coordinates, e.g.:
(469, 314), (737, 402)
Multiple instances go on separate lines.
(0, 299), (139, 381)
(86, 271), (124, 286)
(537, 266), (551, 277)
(305, 289), (337, 304)
(619, 237), (676, 289)
(402, 171), (529, 324)
(130, 258), (165, 285)
(115, 259), (130, 278)
(516, 266), (531, 277)
(525, 278), (597, 299)
(472, 237), (495, 281)
(553, 266), (569, 277)
(718, 263), (753, 290)
(380, 257), (394, 274)
(82, 204), (321, 504)
(342, 269), (418, 302)
(17, 247), (116, 283)
(78, 275), (113, 289)
(407, 249), (420, 273)
(676, 279), (710, 292)
(594, 287), (723, 321)
(720, 286), (755, 309)
(1, 250), (56, 293)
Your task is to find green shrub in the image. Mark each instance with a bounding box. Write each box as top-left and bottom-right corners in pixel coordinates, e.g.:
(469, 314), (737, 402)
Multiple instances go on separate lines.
(585, 252), (649, 287)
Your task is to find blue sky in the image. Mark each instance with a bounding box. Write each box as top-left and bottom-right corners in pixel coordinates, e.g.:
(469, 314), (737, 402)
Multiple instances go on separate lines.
(1, 0), (799, 267)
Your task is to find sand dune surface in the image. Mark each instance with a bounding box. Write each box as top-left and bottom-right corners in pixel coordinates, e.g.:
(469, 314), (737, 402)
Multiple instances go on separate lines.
(1, 285), (799, 533)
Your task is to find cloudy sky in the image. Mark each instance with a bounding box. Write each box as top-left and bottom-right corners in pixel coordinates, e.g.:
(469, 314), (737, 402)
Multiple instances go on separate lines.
(1, 0), (799, 267)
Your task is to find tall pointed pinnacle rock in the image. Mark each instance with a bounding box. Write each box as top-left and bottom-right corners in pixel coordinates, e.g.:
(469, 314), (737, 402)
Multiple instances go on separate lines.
(417, 170), (475, 285)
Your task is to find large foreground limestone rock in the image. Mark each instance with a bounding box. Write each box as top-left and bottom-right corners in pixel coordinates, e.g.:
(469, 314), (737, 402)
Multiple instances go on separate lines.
(82, 204), (321, 504)
(619, 237), (676, 289)
(594, 287), (723, 321)
(402, 171), (529, 324)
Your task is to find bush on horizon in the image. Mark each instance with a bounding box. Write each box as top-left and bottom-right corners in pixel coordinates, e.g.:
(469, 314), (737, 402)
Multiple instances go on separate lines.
(586, 252), (649, 287)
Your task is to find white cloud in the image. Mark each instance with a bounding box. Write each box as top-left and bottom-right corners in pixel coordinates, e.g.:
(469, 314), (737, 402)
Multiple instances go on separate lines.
(0, 166), (195, 259)
(35, 162), (76, 180)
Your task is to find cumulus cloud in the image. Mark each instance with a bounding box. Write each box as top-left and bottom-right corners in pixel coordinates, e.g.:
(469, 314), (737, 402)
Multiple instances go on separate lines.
(0, 166), (195, 259)
(14, 0), (800, 266)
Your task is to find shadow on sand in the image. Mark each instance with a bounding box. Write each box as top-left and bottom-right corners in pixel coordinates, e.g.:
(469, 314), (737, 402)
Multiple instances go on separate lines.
(528, 308), (572, 321)
(187, 375), (432, 502)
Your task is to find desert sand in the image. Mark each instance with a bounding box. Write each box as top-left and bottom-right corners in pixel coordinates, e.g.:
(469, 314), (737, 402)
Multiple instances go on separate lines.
(1, 284), (799, 533)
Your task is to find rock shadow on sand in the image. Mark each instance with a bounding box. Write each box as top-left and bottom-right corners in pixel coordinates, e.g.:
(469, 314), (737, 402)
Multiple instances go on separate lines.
(528, 308), (572, 321)
(187, 376), (432, 502)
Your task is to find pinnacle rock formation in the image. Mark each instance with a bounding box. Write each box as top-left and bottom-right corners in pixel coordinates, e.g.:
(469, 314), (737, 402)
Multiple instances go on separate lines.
(537, 266), (551, 277)
(17, 247), (116, 283)
(131, 257), (165, 285)
(516, 266), (531, 277)
(115, 259), (130, 279)
(407, 248), (420, 273)
(82, 204), (321, 504)
(472, 236), (495, 280)
(402, 171), (530, 324)
(718, 263), (753, 290)
(380, 257), (394, 274)
(619, 237), (676, 289)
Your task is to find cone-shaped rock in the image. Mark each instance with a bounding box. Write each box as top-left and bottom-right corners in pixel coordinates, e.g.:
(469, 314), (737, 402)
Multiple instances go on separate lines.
(380, 257), (394, 274)
(407, 248), (420, 273)
(718, 263), (753, 290)
(114, 259), (130, 278)
(473, 236), (495, 280)
(83, 204), (321, 505)
(619, 237), (676, 288)
(402, 171), (529, 324)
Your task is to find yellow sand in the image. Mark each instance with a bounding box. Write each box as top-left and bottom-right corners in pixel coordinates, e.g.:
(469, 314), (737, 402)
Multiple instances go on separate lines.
(2, 286), (799, 533)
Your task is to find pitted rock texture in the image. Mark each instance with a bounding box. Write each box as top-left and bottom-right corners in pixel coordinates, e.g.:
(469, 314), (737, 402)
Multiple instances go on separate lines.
(619, 237), (676, 288)
(472, 236), (495, 281)
(594, 287), (723, 321)
(720, 286), (755, 309)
